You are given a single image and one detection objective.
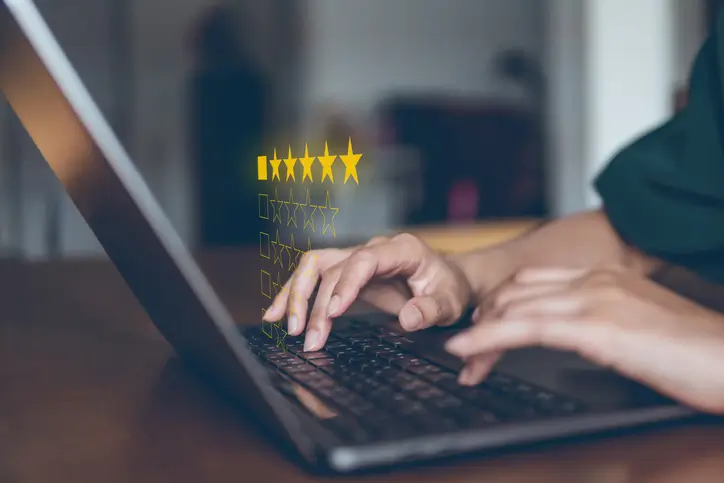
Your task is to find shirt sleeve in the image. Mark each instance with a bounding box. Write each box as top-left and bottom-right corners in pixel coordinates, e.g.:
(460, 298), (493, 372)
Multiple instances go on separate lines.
(594, 14), (724, 265)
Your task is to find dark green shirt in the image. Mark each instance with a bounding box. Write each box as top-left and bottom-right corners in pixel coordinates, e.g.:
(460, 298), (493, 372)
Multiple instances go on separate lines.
(595, 15), (724, 284)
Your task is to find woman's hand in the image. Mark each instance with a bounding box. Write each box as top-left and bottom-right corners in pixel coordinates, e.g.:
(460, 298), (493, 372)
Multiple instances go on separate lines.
(445, 265), (724, 414)
(263, 234), (473, 352)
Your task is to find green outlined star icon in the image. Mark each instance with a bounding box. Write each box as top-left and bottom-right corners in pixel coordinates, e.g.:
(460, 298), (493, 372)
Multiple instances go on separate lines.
(275, 324), (288, 350)
(270, 188), (284, 224)
(288, 233), (303, 272)
(284, 187), (300, 228)
(271, 230), (284, 268)
(319, 190), (339, 237)
(300, 188), (318, 233)
(281, 237), (292, 270)
(272, 271), (286, 296)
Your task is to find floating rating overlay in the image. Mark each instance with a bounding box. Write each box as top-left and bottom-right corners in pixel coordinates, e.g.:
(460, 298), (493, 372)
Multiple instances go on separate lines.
(257, 138), (363, 185)
(256, 140), (359, 349)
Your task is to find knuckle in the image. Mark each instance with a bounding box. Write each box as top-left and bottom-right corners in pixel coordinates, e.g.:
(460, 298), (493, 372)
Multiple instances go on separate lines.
(300, 251), (318, 267)
(392, 232), (423, 249)
(320, 265), (338, 279)
(514, 266), (541, 280)
(349, 248), (377, 266)
(585, 270), (618, 286)
(366, 235), (389, 246)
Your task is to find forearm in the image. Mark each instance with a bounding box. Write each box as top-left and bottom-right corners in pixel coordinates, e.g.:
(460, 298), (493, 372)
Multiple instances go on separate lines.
(452, 209), (661, 302)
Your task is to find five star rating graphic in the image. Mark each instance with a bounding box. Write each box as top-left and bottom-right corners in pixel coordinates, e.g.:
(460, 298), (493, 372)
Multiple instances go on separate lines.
(257, 139), (363, 184)
(257, 139), (362, 351)
(257, 139), (361, 350)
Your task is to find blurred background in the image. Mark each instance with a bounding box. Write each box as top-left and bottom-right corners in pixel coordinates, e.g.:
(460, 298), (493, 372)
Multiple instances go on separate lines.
(0, 0), (716, 259)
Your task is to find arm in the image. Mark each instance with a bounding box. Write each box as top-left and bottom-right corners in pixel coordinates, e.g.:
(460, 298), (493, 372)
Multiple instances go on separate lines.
(452, 209), (663, 304)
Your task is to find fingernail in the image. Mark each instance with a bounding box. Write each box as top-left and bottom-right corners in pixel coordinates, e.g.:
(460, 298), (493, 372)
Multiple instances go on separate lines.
(304, 329), (321, 352)
(288, 314), (299, 334)
(471, 306), (480, 321)
(327, 295), (341, 317)
(445, 334), (472, 355)
(400, 304), (422, 330)
(458, 366), (474, 385)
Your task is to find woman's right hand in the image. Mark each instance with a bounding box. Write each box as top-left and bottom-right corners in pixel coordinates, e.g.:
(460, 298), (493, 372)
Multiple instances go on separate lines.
(263, 233), (474, 352)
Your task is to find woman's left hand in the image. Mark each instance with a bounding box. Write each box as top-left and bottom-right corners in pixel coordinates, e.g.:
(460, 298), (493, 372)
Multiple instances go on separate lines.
(445, 265), (724, 414)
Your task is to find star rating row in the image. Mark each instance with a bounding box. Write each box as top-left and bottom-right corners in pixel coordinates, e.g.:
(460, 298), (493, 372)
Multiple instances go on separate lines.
(259, 187), (339, 237)
(257, 138), (362, 184)
(260, 230), (314, 272)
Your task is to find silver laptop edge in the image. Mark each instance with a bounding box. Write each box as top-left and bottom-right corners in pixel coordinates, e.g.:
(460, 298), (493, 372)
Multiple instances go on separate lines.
(0, 0), (316, 462)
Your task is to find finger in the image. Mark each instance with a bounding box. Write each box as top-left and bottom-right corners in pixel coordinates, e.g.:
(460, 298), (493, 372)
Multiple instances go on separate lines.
(458, 351), (503, 385)
(496, 292), (586, 319)
(445, 316), (602, 359)
(328, 234), (427, 317)
(483, 282), (570, 319)
(286, 253), (322, 335)
(514, 266), (590, 284)
(305, 265), (343, 351)
(264, 277), (293, 322)
(398, 293), (457, 331)
(358, 281), (411, 314)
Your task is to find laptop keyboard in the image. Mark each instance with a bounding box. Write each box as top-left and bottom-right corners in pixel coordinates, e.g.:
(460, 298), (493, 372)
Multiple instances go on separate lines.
(244, 320), (586, 443)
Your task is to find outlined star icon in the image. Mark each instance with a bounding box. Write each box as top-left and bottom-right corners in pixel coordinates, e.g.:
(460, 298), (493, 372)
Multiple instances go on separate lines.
(319, 190), (339, 237)
(300, 188), (317, 233)
(269, 148), (282, 181)
(275, 325), (288, 350)
(288, 233), (303, 272)
(272, 271), (287, 296)
(299, 143), (315, 183)
(339, 137), (362, 184)
(284, 188), (300, 228)
(317, 141), (336, 184)
(270, 188), (284, 224)
(281, 238), (292, 270)
(271, 230), (284, 268)
(283, 146), (297, 182)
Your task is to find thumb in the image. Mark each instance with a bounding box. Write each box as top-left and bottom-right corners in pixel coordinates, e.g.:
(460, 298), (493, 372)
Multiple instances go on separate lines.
(399, 293), (459, 331)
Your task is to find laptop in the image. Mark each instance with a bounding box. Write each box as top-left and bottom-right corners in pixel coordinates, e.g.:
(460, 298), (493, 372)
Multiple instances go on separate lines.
(0, 0), (697, 474)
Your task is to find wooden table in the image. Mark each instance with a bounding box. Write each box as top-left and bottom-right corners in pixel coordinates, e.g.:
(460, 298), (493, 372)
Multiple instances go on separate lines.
(1, 222), (723, 483)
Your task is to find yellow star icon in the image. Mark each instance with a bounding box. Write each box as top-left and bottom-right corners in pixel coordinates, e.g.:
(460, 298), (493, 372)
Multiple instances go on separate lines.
(317, 142), (336, 184)
(300, 188), (317, 233)
(269, 148), (282, 181)
(299, 144), (315, 183)
(339, 137), (362, 184)
(283, 146), (297, 182)
(319, 189), (339, 237)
